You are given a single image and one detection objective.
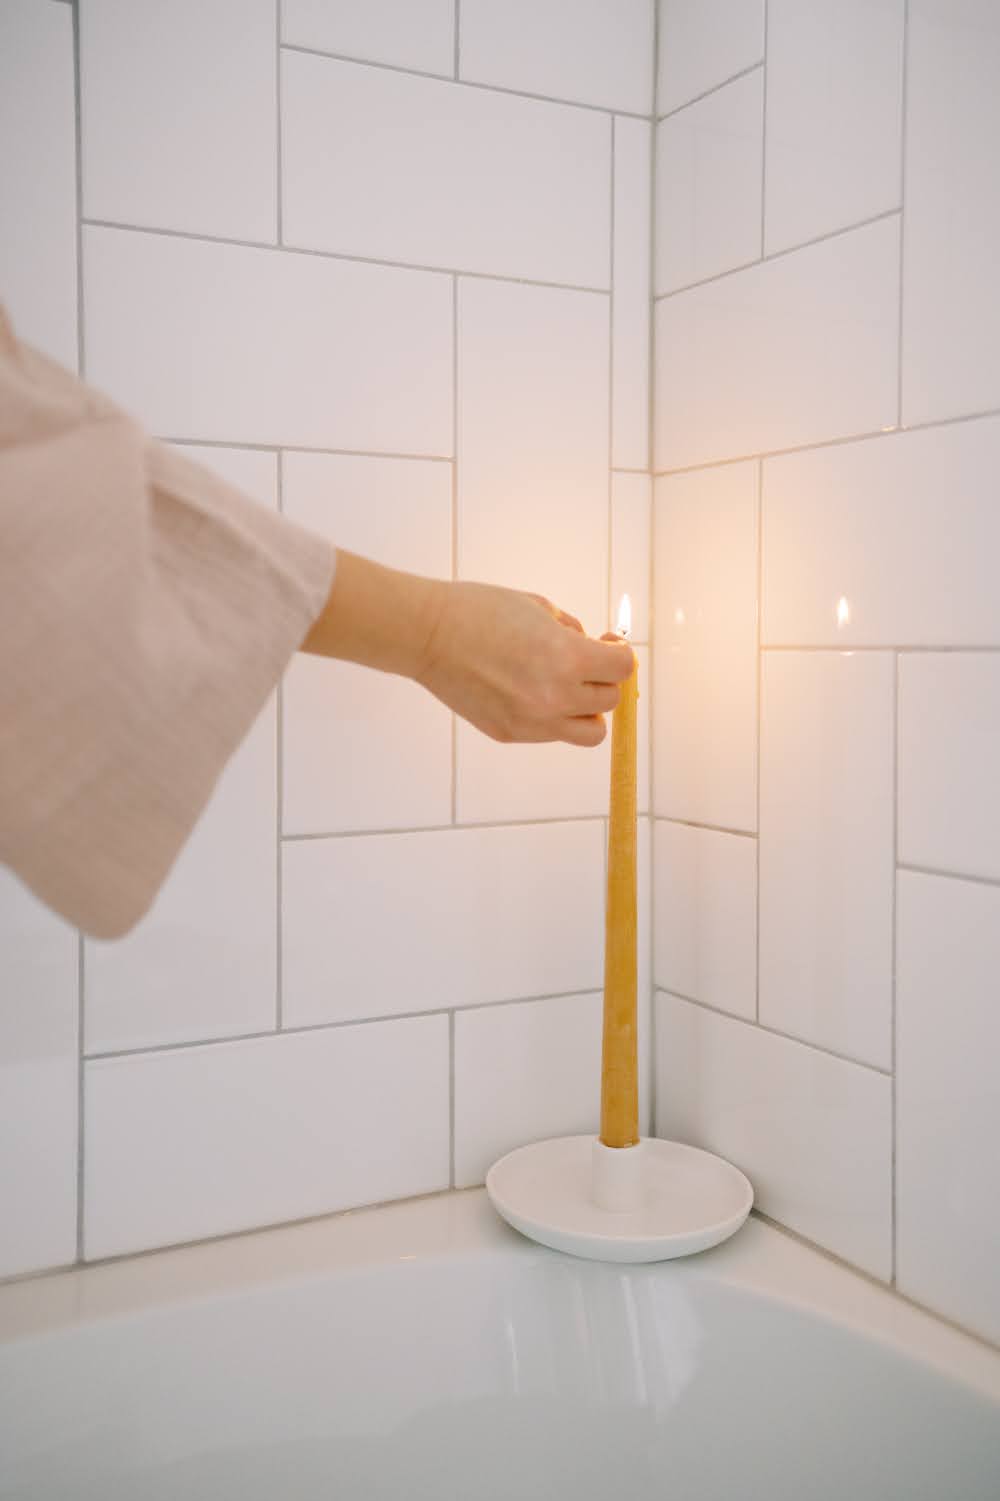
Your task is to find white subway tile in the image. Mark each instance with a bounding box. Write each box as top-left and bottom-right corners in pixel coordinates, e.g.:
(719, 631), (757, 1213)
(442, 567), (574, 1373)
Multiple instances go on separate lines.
(903, 0), (1000, 424)
(612, 118), (652, 470)
(281, 452), (452, 835)
(84, 701), (278, 1053)
(657, 0), (764, 114)
(455, 647), (650, 824)
(281, 51), (611, 287)
(81, 0), (276, 242)
(0, 874), (78, 1277)
(281, 0), (454, 76)
(764, 0), (904, 256)
(84, 1016), (449, 1258)
(897, 871), (1000, 1345)
(457, 279), (609, 634)
(653, 463), (758, 831)
(654, 822), (756, 1019)
(654, 217), (899, 470)
(84, 227), (452, 453)
(461, 0), (653, 114)
(611, 472), (651, 643)
(655, 993), (892, 1277)
(454, 993), (602, 1188)
(762, 419), (1000, 647)
(899, 655), (1000, 883)
(655, 69), (763, 294)
(282, 822), (605, 1026)
(759, 652), (894, 1069)
(0, 0), (77, 368)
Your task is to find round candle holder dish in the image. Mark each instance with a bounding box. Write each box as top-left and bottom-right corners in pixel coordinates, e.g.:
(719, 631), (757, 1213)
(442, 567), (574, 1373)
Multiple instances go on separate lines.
(486, 1135), (753, 1264)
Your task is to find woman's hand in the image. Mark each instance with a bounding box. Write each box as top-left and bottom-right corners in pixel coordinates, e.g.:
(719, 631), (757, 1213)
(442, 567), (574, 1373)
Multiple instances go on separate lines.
(299, 550), (635, 748)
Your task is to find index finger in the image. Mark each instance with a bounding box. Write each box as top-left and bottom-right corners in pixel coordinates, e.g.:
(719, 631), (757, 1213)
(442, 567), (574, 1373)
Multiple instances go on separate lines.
(576, 635), (636, 684)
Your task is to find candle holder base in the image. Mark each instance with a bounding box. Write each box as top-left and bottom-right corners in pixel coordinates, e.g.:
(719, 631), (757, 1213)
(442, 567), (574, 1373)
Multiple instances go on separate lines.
(485, 1135), (752, 1264)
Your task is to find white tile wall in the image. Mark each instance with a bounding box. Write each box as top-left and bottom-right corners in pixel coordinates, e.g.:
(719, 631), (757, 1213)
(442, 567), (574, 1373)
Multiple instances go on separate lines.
(611, 472), (652, 643)
(281, 51), (612, 287)
(84, 1016), (449, 1258)
(81, 0), (277, 243)
(899, 655), (1000, 883)
(0, 0), (77, 368)
(653, 462), (758, 832)
(281, 0), (455, 76)
(762, 419), (1000, 648)
(654, 822), (756, 1019)
(657, 0), (765, 115)
(896, 871), (1000, 1345)
(612, 118), (652, 470)
(763, 0), (904, 256)
(0, 874), (78, 1278)
(656, 993), (893, 1278)
(460, 0), (654, 114)
(655, 216), (900, 470)
(759, 652), (894, 1069)
(655, 68), (763, 293)
(282, 823), (606, 1027)
(83, 226), (453, 452)
(457, 279), (610, 634)
(903, 0), (1000, 425)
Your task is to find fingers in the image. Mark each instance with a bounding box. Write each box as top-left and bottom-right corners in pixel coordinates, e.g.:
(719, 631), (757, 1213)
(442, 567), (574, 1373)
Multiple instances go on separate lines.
(576, 634), (636, 685)
(559, 714), (607, 748)
(571, 681), (621, 715)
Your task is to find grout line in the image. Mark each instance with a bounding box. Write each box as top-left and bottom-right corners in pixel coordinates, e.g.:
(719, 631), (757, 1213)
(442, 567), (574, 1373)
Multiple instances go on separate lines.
(655, 60), (764, 122)
(275, 453), (285, 1030)
(612, 466), (650, 475)
(70, 0), (85, 376)
(654, 208), (902, 303)
(755, 459), (763, 1023)
(451, 273), (459, 824)
(759, 1), (768, 258)
(657, 988), (893, 1077)
(764, 644), (1000, 655)
(283, 814), (609, 842)
(653, 815), (758, 840)
(891, 653), (899, 1285)
(72, 0), (86, 1267)
(646, 0), (659, 1136)
(448, 1011), (456, 1187)
(275, 0), (283, 244)
(167, 437), (453, 463)
(85, 989), (604, 1063)
(83, 218), (610, 297)
(653, 403), (1000, 477)
(280, 40), (654, 121)
(607, 115), (616, 630)
(453, 0), (460, 80)
(75, 937), (85, 1262)
(896, 0), (909, 427)
(898, 862), (1000, 893)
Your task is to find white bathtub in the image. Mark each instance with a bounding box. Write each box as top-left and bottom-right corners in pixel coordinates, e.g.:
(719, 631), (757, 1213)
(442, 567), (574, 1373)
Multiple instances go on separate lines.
(1, 1189), (998, 1499)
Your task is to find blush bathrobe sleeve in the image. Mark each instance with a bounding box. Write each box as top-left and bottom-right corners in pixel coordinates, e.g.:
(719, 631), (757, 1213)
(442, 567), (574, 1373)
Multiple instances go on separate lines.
(0, 309), (336, 939)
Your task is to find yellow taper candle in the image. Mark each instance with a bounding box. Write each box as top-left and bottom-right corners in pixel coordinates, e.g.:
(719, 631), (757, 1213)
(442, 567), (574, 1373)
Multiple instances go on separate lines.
(600, 594), (639, 1150)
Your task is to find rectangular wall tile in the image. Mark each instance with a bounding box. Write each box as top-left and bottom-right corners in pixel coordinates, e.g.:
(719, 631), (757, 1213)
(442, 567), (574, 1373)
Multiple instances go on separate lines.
(896, 871), (1000, 1345)
(81, 0), (276, 243)
(899, 655), (1000, 882)
(457, 279), (609, 634)
(0, 0), (77, 368)
(456, 646), (649, 824)
(169, 444), (279, 509)
(282, 822), (605, 1027)
(653, 463), (758, 831)
(281, 0), (454, 75)
(281, 452), (452, 835)
(460, 0), (653, 114)
(84, 1016), (449, 1259)
(0, 874), (78, 1278)
(764, 0), (904, 256)
(655, 68), (763, 294)
(83, 226), (452, 452)
(654, 822), (756, 1019)
(655, 216), (899, 470)
(612, 118), (652, 471)
(655, 993), (892, 1277)
(611, 471), (651, 642)
(759, 652), (894, 1069)
(84, 701), (278, 1053)
(903, 0), (1000, 424)
(762, 419), (1000, 647)
(454, 993), (602, 1188)
(657, 0), (765, 114)
(282, 51), (610, 287)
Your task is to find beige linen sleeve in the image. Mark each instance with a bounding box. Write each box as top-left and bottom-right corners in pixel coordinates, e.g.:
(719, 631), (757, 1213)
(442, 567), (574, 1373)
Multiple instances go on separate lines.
(0, 310), (336, 939)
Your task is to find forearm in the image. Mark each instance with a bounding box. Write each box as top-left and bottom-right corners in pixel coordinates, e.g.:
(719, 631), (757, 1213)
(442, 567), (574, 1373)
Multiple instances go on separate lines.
(299, 548), (445, 680)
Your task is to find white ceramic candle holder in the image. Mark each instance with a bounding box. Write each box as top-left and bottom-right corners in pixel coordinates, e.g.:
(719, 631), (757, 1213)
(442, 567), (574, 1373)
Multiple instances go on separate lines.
(486, 1134), (752, 1264)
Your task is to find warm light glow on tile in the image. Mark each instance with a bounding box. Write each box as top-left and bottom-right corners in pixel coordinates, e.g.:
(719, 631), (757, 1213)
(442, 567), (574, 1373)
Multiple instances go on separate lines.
(616, 593), (632, 639)
(674, 606), (686, 627)
(836, 596), (850, 629)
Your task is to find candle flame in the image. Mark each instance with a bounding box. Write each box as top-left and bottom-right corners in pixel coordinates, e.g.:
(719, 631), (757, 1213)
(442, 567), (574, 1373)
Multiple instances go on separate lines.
(836, 596), (850, 629)
(616, 593), (632, 639)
